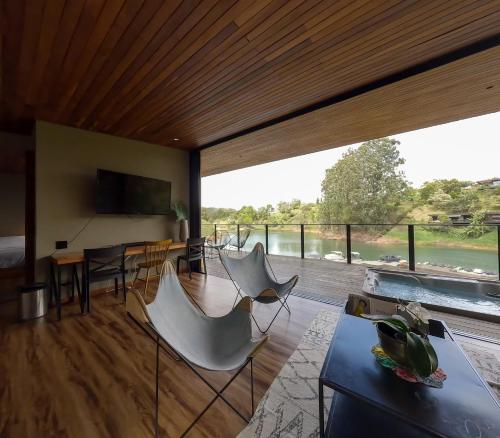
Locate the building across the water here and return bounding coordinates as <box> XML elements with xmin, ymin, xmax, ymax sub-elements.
<box><xmin>429</xmin><ymin>212</ymin><xmax>500</xmax><ymax>224</ymax></box>
<box><xmin>475</xmin><ymin>177</ymin><xmax>500</xmax><ymax>188</ymax></box>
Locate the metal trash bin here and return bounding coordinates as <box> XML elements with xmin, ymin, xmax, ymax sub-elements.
<box><xmin>18</xmin><ymin>283</ymin><xmax>48</xmax><ymax>320</ymax></box>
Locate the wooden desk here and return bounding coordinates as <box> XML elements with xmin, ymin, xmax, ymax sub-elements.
<box><xmin>49</xmin><ymin>242</ymin><xmax>187</xmax><ymax>319</ymax></box>
<box><xmin>50</xmin><ymin>241</ymin><xmax>187</xmax><ymax>266</ymax></box>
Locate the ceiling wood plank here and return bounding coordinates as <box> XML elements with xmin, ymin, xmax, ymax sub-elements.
<box><xmin>201</xmin><ymin>45</ymin><xmax>500</xmax><ymax>176</ymax></box>
<box><xmin>58</xmin><ymin>0</ymin><xmax>164</xmax><ymax>122</ymax></box>
<box><xmin>2</xmin><ymin>0</ymin><xmax>500</xmax><ymax>155</ymax></box>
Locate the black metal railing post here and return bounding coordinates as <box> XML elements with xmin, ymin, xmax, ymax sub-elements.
<box><xmin>300</xmin><ymin>224</ymin><xmax>305</xmax><ymax>259</ymax></box>
<box><xmin>346</xmin><ymin>224</ymin><xmax>352</xmax><ymax>264</ymax></box>
<box><xmin>237</xmin><ymin>224</ymin><xmax>240</xmax><ymax>251</ymax></box>
<box><xmin>408</xmin><ymin>224</ymin><xmax>415</xmax><ymax>271</ymax></box>
<box><xmin>497</xmin><ymin>225</ymin><xmax>500</xmax><ymax>281</ymax></box>
<box><xmin>265</xmin><ymin>224</ymin><xmax>269</xmax><ymax>255</ymax></box>
<box><xmin>214</xmin><ymin>224</ymin><xmax>217</xmax><ymax>244</ymax></box>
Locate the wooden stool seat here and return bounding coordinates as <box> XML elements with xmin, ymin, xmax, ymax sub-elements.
<box><xmin>137</xmin><ymin>259</ymin><xmax>163</xmax><ymax>269</ymax></box>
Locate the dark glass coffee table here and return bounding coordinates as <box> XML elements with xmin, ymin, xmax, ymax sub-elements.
<box><xmin>319</xmin><ymin>313</ymin><xmax>500</xmax><ymax>437</ymax></box>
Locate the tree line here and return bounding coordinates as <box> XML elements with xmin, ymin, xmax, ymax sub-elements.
<box><xmin>202</xmin><ymin>138</ymin><xmax>500</xmax><ymax>232</ymax></box>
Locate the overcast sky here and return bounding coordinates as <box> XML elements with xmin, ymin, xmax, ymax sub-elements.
<box><xmin>202</xmin><ymin>111</ymin><xmax>500</xmax><ymax>209</ymax></box>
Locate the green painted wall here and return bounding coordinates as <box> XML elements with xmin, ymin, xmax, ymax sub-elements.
<box><xmin>35</xmin><ymin>121</ymin><xmax>189</xmax><ymax>280</ymax></box>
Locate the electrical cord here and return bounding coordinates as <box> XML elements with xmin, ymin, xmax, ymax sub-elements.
<box><xmin>49</xmin><ymin>215</ymin><xmax>96</xmax><ymax>257</ymax></box>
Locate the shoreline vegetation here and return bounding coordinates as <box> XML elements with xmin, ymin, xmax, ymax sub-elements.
<box><xmin>206</xmin><ymin>224</ymin><xmax>497</xmax><ymax>252</ymax></box>
<box><xmin>203</xmin><ymin>139</ymin><xmax>499</xmax><ymax>255</ymax></box>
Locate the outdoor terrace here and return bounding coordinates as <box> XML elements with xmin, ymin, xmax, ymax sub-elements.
<box><xmin>206</xmin><ymin>251</ymin><xmax>500</xmax><ymax>342</ymax></box>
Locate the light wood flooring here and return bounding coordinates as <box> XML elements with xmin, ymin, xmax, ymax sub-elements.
<box><xmin>0</xmin><ymin>272</ymin><xmax>330</xmax><ymax>438</ymax></box>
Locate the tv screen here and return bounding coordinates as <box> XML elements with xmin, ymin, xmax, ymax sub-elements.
<box><xmin>96</xmin><ymin>169</ymin><xmax>171</xmax><ymax>215</ymax></box>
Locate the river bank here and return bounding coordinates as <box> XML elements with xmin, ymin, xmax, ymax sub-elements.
<box><xmin>301</xmin><ymin>226</ymin><xmax>497</xmax><ymax>251</ymax></box>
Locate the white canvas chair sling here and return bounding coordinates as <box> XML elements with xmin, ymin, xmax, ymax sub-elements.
<box><xmin>126</xmin><ymin>260</ymin><xmax>267</xmax><ymax>437</ymax></box>
<box><xmin>219</xmin><ymin>242</ymin><xmax>299</xmax><ymax>334</ymax></box>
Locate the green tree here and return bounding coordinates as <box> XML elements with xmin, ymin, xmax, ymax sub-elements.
<box><xmin>320</xmin><ymin>138</ymin><xmax>408</xmax><ymax>224</ymax></box>
<box><xmin>257</xmin><ymin>204</ymin><xmax>273</xmax><ymax>222</ymax></box>
<box><xmin>419</xmin><ymin>179</ymin><xmax>471</xmax><ymax>203</ymax></box>
<box><xmin>235</xmin><ymin>205</ymin><xmax>258</xmax><ymax>224</ymax></box>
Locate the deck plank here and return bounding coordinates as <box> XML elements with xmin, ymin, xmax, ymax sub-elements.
<box><xmin>207</xmin><ymin>253</ymin><xmax>500</xmax><ymax>342</ymax></box>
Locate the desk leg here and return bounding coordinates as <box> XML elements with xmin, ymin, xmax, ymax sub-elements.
<box><xmin>56</xmin><ymin>265</ymin><xmax>62</xmax><ymax>321</ymax></box>
<box><xmin>49</xmin><ymin>263</ymin><xmax>55</xmax><ymax>307</ymax></box>
<box><xmin>85</xmin><ymin>265</ymin><xmax>90</xmax><ymax>314</ymax></box>
<box><xmin>319</xmin><ymin>381</ymin><xmax>325</xmax><ymax>438</ymax></box>
<box><xmin>73</xmin><ymin>264</ymin><xmax>83</xmax><ymax>314</ymax></box>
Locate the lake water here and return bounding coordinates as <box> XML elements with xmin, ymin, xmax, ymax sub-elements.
<box><xmin>223</xmin><ymin>229</ymin><xmax>499</xmax><ymax>275</ymax></box>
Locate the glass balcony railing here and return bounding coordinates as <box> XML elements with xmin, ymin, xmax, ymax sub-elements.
<box><xmin>201</xmin><ymin>222</ymin><xmax>500</xmax><ymax>280</ymax></box>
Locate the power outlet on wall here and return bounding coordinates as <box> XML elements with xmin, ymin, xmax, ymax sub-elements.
<box><xmin>55</xmin><ymin>240</ymin><xmax>68</xmax><ymax>250</ymax></box>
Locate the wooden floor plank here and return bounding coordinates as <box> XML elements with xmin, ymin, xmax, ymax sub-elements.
<box><xmin>0</xmin><ymin>272</ymin><xmax>328</xmax><ymax>437</ymax></box>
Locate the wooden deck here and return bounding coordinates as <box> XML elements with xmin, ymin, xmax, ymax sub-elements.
<box><xmin>207</xmin><ymin>253</ymin><xmax>500</xmax><ymax>342</ymax></box>
<box><xmin>0</xmin><ymin>272</ymin><xmax>330</xmax><ymax>438</ymax></box>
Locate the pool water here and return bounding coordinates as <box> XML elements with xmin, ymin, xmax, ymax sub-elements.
<box><xmin>375</xmin><ymin>277</ymin><xmax>500</xmax><ymax>317</ymax></box>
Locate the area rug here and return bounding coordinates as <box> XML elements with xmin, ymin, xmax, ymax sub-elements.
<box><xmin>238</xmin><ymin>308</ymin><xmax>500</xmax><ymax>438</ymax></box>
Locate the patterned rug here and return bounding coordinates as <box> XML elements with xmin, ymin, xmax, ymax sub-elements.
<box><xmin>238</xmin><ymin>308</ymin><xmax>500</xmax><ymax>438</ymax></box>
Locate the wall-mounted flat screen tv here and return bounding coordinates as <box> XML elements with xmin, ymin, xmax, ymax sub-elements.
<box><xmin>96</xmin><ymin>169</ymin><xmax>171</xmax><ymax>215</ymax></box>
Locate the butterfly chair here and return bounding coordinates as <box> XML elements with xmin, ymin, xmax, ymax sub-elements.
<box><xmin>228</xmin><ymin>229</ymin><xmax>251</xmax><ymax>252</ymax></box>
<box><xmin>219</xmin><ymin>242</ymin><xmax>299</xmax><ymax>334</ymax></box>
<box><xmin>126</xmin><ymin>261</ymin><xmax>267</xmax><ymax>437</ymax></box>
<box><xmin>205</xmin><ymin>230</ymin><xmax>231</xmax><ymax>258</ymax></box>
<box><xmin>132</xmin><ymin>239</ymin><xmax>172</xmax><ymax>298</ymax></box>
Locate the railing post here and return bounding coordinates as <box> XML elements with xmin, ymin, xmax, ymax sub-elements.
<box><xmin>497</xmin><ymin>225</ymin><xmax>500</xmax><ymax>281</ymax></box>
<box><xmin>237</xmin><ymin>224</ymin><xmax>240</xmax><ymax>251</ymax></box>
<box><xmin>214</xmin><ymin>224</ymin><xmax>217</xmax><ymax>244</ymax></box>
<box><xmin>300</xmin><ymin>224</ymin><xmax>305</xmax><ymax>259</ymax></box>
<box><xmin>346</xmin><ymin>224</ymin><xmax>352</xmax><ymax>264</ymax></box>
<box><xmin>265</xmin><ymin>224</ymin><xmax>269</xmax><ymax>255</ymax></box>
<box><xmin>408</xmin><ymin>224</ymin><xmax>415</xmax><ymax>271</ymax></box>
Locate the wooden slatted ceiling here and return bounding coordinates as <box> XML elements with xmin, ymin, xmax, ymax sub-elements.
<box><xmin>201</xmin><ymin>45</ymin><xmax>500</xmax><ymax>176</ymax></box>
<box><xmin>1</xmin><ymin>1</ymin><xmax>500</xmax><ymax>152</ymax></box>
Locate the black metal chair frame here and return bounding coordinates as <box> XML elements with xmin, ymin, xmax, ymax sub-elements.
<box><xmin>205</xmin><ymin>230</ymin><xmax>231</xmax><ymax>259</ymax></box>
<box><xmin>176</xmin><ymin>237</ymin><xmax>207</xmax><ymax>279</ymax></box>
<box><xmin>228</xmin><ymin>229</ymin><xmax>251</xmax><ymax>252</ymax></box>
<box><xmin>126</xmin><ymin>312</ymin><xmax>255</xmax><ymax>438</ymax></box>
<box><xmin>83</xmin><ymin>245</ymin><xmax>126</xmax><ymax>313</ymax></box>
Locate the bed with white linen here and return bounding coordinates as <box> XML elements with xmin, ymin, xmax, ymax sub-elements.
<box><xmin>0</xmin><ymin>235</ymin><xmax>25</xmax><ymax>269</ymax></box>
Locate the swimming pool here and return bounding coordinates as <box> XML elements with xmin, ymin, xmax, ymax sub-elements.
<box><xmin>362</xmin><ymin>269</ymin><xmax>500</xmax><ymax>322</ymax></box>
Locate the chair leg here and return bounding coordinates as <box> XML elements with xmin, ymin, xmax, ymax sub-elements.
<box><xmin>155</xmin><ymin>337</ymin><xmax>160</xmax><ymax>438</ymax></box>
<box><xmin>250</xmin><ymin>357</ymin><xmax>254</xmax><ymax>414</ymax></box>
<box><xmin>188</xmin><ymin>261</ymin><xmax>192</xmax><ymax>280</ymax></box>
<box><xmin>251</xmin><ymin>295</ymin><xmax>291</xmax><ymax>334</ymax></box>
<box><xmin>281</xmin><ymin>298</ymin><xmax>291</xmax><ymax>314</ymax></box>
<box><xmin>132</xmin><ymin>266</ymin><xmax>140</xmax><ymax>289</ymax></box>
<box><xmin>71</xmin><ymin>270</ymin><xmax>75</xmax><ymax>302</ymax></box>
<box><xmin>232</xmin><ymin>289</ymin><xmax>245</xmax><ymax>309</ymax></box>
<box><xmin>122</xmin><ymin>270</ymin><xmax>126</xmax><ymax>302</ymax></box>
<box><xmin>74</xmin><ymin>265</ymin><xmax>84</xmax><ymax>314</ymax></box>
<box><xmin>176</xmin><ymin>257</ymin><xmax>181</xmax><ymax>274</ymax></box>
<box><xmin>85</xmin><ymin>267</ymin><xmax>91</xmax><ymax>314</ymax></box>
<box><xmin>144</xmin><ymin>268</ymin><xmax>151</xmax><ymax>299</ymax></box>
<box><xmin>179</xmin><ymin>358</ymin><xmax>252</xmax><ymax>437</ymax></box>
<box><xmin>114</xmin><ymin>277</ymin><xmax>118</xmax><ymax>296</ymax></box>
